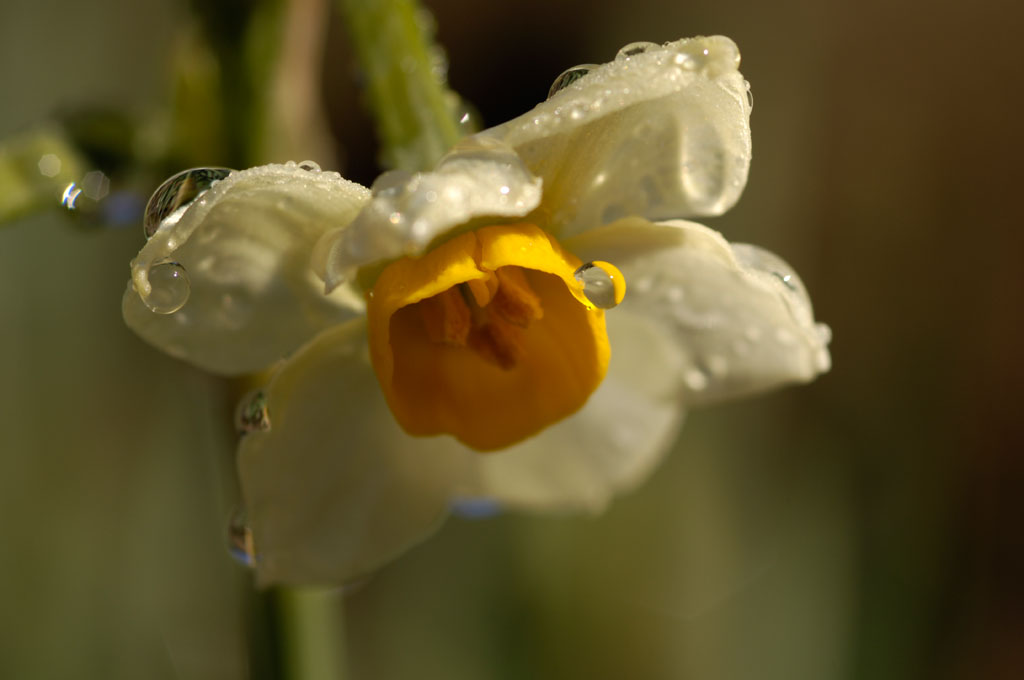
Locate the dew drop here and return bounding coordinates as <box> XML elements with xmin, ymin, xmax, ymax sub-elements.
<box><xmin>370</xmin><ymin>169</ymin><xmax>414</xmax><ymax>197</ymax></box>
<box><xmin>815</xmin><ymin>322</ymin><xmax>833</xmax><ymax>345</ymax></box>
<box><xmin>684</xmin><ymin>367</ymin><xmax>709</xmax><ymax>391</ymax></box>
<box><xmin>548</xmin><ymin>64</ymin><xmax>597</xmax><ymax>99</ymax></box>
<box><xmin>674</xmin><ymin>52</ymin><xmax>698</xmax><ymax>70</ymax></box>
<box><xmin>775</xmin><ymin>328</ymin><xmax>796</xmax><ymax>346</ymax></box>
<box><xmin>143</xmin><ymin>262</ymin><xmax>190</xmax><ymax>314</ymax></box>
<box><xmin>452</xmin><ymin>97</ymin><xmax>480</xmax><ymax>133</ymax></box>
<box><xmin>144</xmin><ymin>167</ymin><xmax>232</xmax><ymax>239</ymax></box>
<box><xmin>298</xmin><ymin>160</ymin><xmax>321</xmax><ymax>172</ymax></box>
<box><xmin>616</xmin><ymin>41</ymin><xmax>659</xmax><ymax>59</ymax></box>
<box><xmin>227</xmin><ymin>508</ymin><xmax>257</xmax><ymax>568</ymax></box>
<box><xmin>235</xmin><ymin>389</ymin><xmax>271</xmax><ymax>433</ymax></box>
<box><xmin>707</xmin><ymin>354</ymin><xmax>729</xmax><ymax>377</ymax></box>
<box><xmin>731</xmin><ymin>244</ymin><xmax>808</xmax><ymax>301</ymax></box>
<box><xmin>574</xmin><ymin>260</ymin><xmax>626</xmax><ymax>310</ymax></box>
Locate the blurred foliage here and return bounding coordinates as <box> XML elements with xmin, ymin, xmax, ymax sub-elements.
<box><xmin>0</xmin><ymin>128</ymin><xmax>86</xmax><ymax>222</ymax></box>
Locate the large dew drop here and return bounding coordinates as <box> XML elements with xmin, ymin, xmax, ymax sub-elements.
<box><xmin>235</xmin><ymin>389</ymin><xmax>271</xmax><ymax>433</ymax></box>
<box><xmin>143</xmin><ymin>262</ymin><xmax>190</xmax><ymax>314</ymax></box>
<box><xmin>615</xmin><ymin>41</ymin><xmax>660</xmax><ymax>59</ymax></box>
<box><xmin>227</xmin><ymin>508</ymin><xmax>257</xmax><ymax>568</ymax></box>
<box><xmin>574</xmin><ymin>260</ymin><xmax>626</xmax><ymax>310</ymax></box>
<box><xmin>143</xmin><ymin>167</ymin><xmax>232</xmax><ymax>238</ymax></box>
<box><xmin>547</xmin><ymin>64</ymin><xmax>597</xmax><ymax>99</ymax></box>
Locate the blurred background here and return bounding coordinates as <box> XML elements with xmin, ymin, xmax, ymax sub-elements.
<box><xmin>1</xmin><ymin>0</ymin><xmax>1021</xmax><ymax>678</ymax></box>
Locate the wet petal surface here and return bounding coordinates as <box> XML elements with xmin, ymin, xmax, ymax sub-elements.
<box><xmin>486</xmin><ymin>36</ymin><xmax>752</xmax><ymax>238</ymax></box>
<box><xmin>237</xmin><ymin>319</ymin><xmax>472</xmax><ymax>586</ymax></box>
<box><xmin>124</xmin><ymin>163</ymin><xmax>370</xmax><ymax>374</ymax></box>
<box><xmin>566</xmin><ymin>217</ymin><xmax>831</xmax><ymax>405</ymax></box>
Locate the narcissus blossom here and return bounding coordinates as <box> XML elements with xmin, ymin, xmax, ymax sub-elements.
<box><xmin>123</xmin><ymin>36</ymin><xmax>831</xmax><ymax>585</ymax></box>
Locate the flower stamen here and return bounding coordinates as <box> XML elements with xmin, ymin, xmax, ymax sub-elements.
<box><xmin>367</xmin><ymin>223</ymin><xmax>612</xmax><ymax>450</ymax></box>
<box><xmin>414</xmin><ymin>266</ymin><xmax>545</xmax><ymax>370</ymax></box>
<box><xmin>417</xmin><ymin>286</ymin><xmax>471</xmax><ymax>346</ymax></box>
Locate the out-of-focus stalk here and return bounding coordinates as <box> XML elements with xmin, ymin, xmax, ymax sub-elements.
<box><xmin>336</xmin><ymin>0</ymin><xmax>470</xmax><ymax>171</ymax></box>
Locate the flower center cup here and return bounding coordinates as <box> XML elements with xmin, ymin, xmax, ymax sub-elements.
<box><xmin>367</xmin><ymin>224</ymin><xmax>615</xmax><ymax>451</ymax></box>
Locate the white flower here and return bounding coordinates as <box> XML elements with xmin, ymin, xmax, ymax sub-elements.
<box><xmin>123</xmin><ymin>36</ymin><xmax>830</xmax><ymax>585</ymax></box>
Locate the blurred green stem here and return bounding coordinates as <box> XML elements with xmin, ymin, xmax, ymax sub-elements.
<box><xmin>272</xmin><ymin>2</ymin><xmax>473</xmax><ymax>678</ymax></box>
<box><xmin>278</xmin><ymin>588</ymin><xmax>349</xmax><ymax>680</ymax></box>
<box><xmin>336</xmin><ymin>0</ymin><xmax>465</xmax><ymax>171</ymax></box>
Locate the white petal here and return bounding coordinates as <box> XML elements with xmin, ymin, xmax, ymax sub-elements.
<box><xmin>123</xmin><ymin>163</ymin><xmax>371</xmax><ymax>375</ymax></box>
<box><xmin>324</xmin><ymin>137</ymin><xmax>542</xmax><ymax>289</ymax></box>
<box><xmin>237</xmin><ymin>319</ymin><xmax>473</xmax><ymax>586</ymax></box>
<box><xmin>238</xmin><ymin>304</ymin><xmax>688</xmax><ymax>584</ymax></box>
<box><xmin>456</xmin><ymin>311</ymin><xmax>687</xmax><ymax>513</ymax></box>
<box><xmin>565</xmin><ymin>218</ymin><xmax>831</xmax><ymax>405</ymax></box>
<box><xmin>483</xmin><ymin>36</ymin><xmax>752</xmax><ymax>238</ymax></box>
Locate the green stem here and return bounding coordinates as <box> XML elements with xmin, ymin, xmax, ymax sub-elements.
<box><xmin>336</xmin><ymin>0</ymin><xmax>468</xmax><ymax>171</ymax></box>
<box><xmin>258</xmin><ymin>4</ymin><xmax>474</xmax><ymax>678</ymax></box>
<box><xmin>277</xmin><ymin>588</ymin><xmax>349</xmax><ymax>680</ymax></box>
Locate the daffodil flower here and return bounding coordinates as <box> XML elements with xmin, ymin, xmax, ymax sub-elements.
<box><xmin>123</xmin><ymin>36</ymin><xmax>831</xmax><ymax>585</ymax></box>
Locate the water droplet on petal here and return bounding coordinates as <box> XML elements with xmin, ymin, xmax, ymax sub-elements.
<box><xmin>227</xmin><ymin>508</ymin><xmax>257</xmax><ymax>568</ymax></box>
<box><xmin>731</xmin><ymin>244</ymin><xmax>809</xmax><ymax>301</ymax></box>
<box><xmin>144</xmin><ymin>167</ymin><xmax>232</xmax><ymax>238</ymax></box>
<box><xmin>574</xmin><ymin>260</ymin><xmax>626</xmax><ymax>310</ymax></box>
<box><xmin>707</xmin><ymin>354</ymin><xmax>729</xmax><ymax>377</ymax></box>
<box><xmin>452</xmin><ymin>97</ymin><xmax>481</xmax><ymax>133</ymax></box>
<box><xmin>143</xmin><ymin>262</ymin><xmax>190</xmax><ymax>314</ymax></box>
<box><xmin>548</xmin><ymin>64</ymin><xmax>597</xmax><ymax>99</ymax></box>
<box><xmin>298</xmin><ymin>160</ymin><xmax>321</xmax><ymax>172</ymax></box>
<box><xmin>235</xmin><ymin>389</ymin><xmax>271</xmax><ymax>433</ymax></box>
<box><xmin>775</xmin><ymin>328</ymin><xmax>796</xmax><ymax>346</ymax></box>
<box><xmin>684</xmin><ymin>368</ymin><xmax>709</xmax><ymax>391</ymax></box>
<box><xmin>674</xmin><ymin>52</ymin><xmax>698</xmax><ymax>70</ymax></box>
<box><xmin>616</xmin><ymin>41</ymin><xmax>659</xmax><ymax>59</ymax></box>
<box><xmin>815</xmin><ymin>322</ymin><xmax>833</xmax><ymax>345</ymax></box>
<box><xmin>370</xmin><ymin>169</ymin><xmax>415</xmax><ymax>197</ymax></box>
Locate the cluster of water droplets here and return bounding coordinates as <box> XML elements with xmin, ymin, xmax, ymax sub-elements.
<box><xmin>522</xmin><ymin>36</ymin><xmax>752</xmax><ymax>234</ymax></box>
<box><xmin>138</xmin><ymin>167</ymin><xmax>235</xmax><ymax>314</ymax></box>
<box><xmin>326</xmin><ymin>137</ymin><xmax>542</xmax><ymax>287</ymax></box>
<box><xmin>225</xmin><ymin>388</ymin><xmax>276</xmax><ymax>569</ymax></box>
<box><xmin>545</xmin><ymin>38</ymin><xmax>745</xmax><ymax>102</ymax></box>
